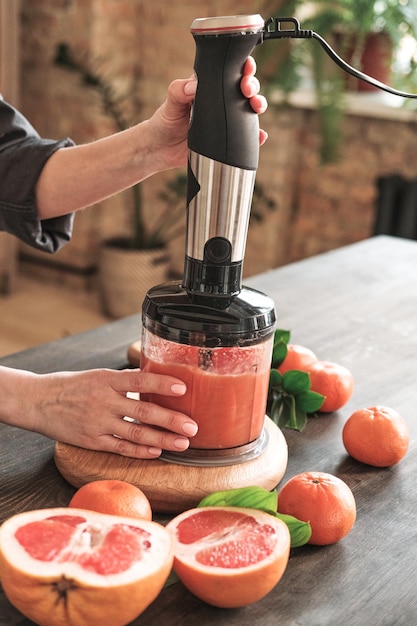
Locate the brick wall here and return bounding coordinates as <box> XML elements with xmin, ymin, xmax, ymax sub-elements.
<box><xmin>16</xmin><ymin>0</ymin><xmax>417</xmax><ymax>285</ymax></box>
<box><xmin>282</xmin><ymin>107</ymin><xmax>417</xmax><ymax>263</ymax></box>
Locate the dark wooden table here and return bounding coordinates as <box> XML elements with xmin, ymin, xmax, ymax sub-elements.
<box><xmin>1</xmin><ymin>235</ymin><xmax>416</xmax><ymax>625</ymax></box>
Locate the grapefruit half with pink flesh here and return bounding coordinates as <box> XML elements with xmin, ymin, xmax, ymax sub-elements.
<box><xmin>0</xmin><ymin>507</ymin><xmax>173</xmax><ymax>626</ymax></box>
<box><xmin>166</xmin><ymin>506</ymin><xmax>290</xmax><ymax>608</ymax></box>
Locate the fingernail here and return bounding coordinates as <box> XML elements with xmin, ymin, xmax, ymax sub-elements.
<box><xmin>171</xmin><ymin>383</ymin><xmax>186</xmax><ymax>395</ymax></box>
<box><xmin>148</xmin><ymin>447</ymin><xmax>162</xmax><ymax>456</ymax></box>
<box><xmin>184</xmin><ymin>80</ymin><xmax>197</xmax><ymax>96</ymax></box>
<box><xmin>182</xmin><ymin>422</ymin><xmax>198</xmax><ymax>437</ymax></box>
<box><xmin>174</xmin><ymin>437</ymin><xmax>190</xmax><ymax>450</ymax></box>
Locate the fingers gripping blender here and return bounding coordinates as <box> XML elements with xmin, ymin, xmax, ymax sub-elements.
<box><xmin>141</xmin><ymin>15</ymin><xmax>276</xmax><ymax>465</ymax></box>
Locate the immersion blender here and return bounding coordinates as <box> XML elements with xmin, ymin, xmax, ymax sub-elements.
<box><xmin>140</xmin><ymin>15</ymin><xmax>275</xmax><ymax>462</ymax></box>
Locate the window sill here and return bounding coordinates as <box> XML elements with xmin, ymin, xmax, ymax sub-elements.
<box><xmin>271</xmin><ymin>89</ymin><xmax>417</xmax><ymax>122</ymax></box>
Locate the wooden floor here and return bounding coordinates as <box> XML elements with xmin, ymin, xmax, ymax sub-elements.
<box><xmin>0</xmin><ymin>273</ymin><xmax>112</xmax><ymax>358</ymax></box>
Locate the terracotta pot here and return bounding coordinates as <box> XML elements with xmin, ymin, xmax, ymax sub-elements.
<box><xmin>334</xmin><ymin>30</ymin><xmax>393</xmax><ymax>92</ymax></box>
<box><xmin>98</xmin><ymin>243</ymin><xmax>169</xmax><ymax>318</ymax></box>
<box><xmin>358</xmin><ymin>32</ymin><xmax>393</xmax><ymax>92</ymax></box>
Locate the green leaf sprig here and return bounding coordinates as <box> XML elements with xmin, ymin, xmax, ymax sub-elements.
<box><xmin>268</xmin><ymin>329</ymin><xmax>325</xmax><ymax>432</ymax></box>
<box><xmin>198</xmin><ymin>486</ymin><xmax>311</xmax><ymax>548</ymax></box>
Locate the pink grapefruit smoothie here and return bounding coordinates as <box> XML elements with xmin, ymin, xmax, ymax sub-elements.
<box><xmin>140</xmin><ymin>344</ymin><xmax>271</xmax><ymax>449</ymax></box>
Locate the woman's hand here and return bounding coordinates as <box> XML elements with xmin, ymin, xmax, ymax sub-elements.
<box><xmin>35</xmin><ymin>58</ymin><xmax>267</xmax><ymax>220</ymax></box>
<box><xmin>147</xmin><ymin>56</ymin><xmax>268</xmax><ymax>171</ymax></box>
<box><xmin>1</xmin><ymin>366</ymin><xmax>198</xmax><ymax>459</ymax></box>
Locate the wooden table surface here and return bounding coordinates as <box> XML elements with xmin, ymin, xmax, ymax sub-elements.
<box><xmin>1</xmin><ymin>235</ymin><xmax>416</xmax><ymax>626</ymax></box>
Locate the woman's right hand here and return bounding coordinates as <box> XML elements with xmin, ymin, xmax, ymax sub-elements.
<box><xmin>0</xmin><ymin>366</ymin><xmax>198</xmax><ymax>459</ymax></box>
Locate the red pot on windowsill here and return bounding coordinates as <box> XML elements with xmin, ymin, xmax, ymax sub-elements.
<box><xmin>333</xmin><ymin>30</ymin><xmax>393</xmax><ymax>93</ymax></box>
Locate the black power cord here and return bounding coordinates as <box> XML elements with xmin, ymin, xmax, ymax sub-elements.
<box><xmin>263</xmin><ymin>17</ymin><xmax>417</xmax><ymax>100</ymax></box>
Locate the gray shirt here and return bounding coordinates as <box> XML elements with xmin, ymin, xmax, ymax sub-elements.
<box><xmin>0</xmin><ymin>98</ymin><xmax>75</xmax><ymax>253</ymax></box>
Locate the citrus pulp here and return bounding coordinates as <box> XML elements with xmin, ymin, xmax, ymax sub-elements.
<box><xmin>0</xmin><ymin>507</ymin><xmax>173</xmax><ymax>626</ymax></box>
<box><xmin>166</xmin><ymin>506</ymin><xmax>290</xmax><ymax>608</ymax></box>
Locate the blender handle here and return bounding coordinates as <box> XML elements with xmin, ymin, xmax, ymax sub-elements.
<box><xmin>188</xmin><ymin>30</ymin><xmax>262</xmax><ymax>171</ymax></box>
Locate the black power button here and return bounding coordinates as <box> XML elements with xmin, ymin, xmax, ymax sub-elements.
<box><xmin>203</xmin><ymin>237</ymin><xmax>232</xmax><ymax>264</ymax></box>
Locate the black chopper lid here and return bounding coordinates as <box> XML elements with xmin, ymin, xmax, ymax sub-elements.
<box><xmin>142</xmin><ymin>281</ymin><xmax>276</xmax><ymax>348</ymax></box>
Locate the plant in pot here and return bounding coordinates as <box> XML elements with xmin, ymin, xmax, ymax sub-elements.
<box><xmin>257</xmin><ymin>0</ymin><xmax>417</xmax><ymax>162</ymax></box>
<box><xmin>54</xmin><ymin>44</ymin><xmax>189</xmax><ymax>318</ymax></box>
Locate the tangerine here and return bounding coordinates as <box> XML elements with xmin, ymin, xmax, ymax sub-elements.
<box><xmin>277</xmin><ymin>471</ymin><xmax>356</xmax><ymax>545</ymax></box>
<box><xmin>342</xmin><ymin>405</ymin><xmax>409</xmax><ymax>467</ymax></box>
<box><xmin>307</xmin><ymin>360</ymin><xmax>354</xmax><ymax>412</ymax></box>
<box><xmin>69</xmin><ymin>479</ymin><xmax>152</xmax><ymax>521</ymax></box>
<box><xmin>166</xmin><ymin>506</ymin><xmax>290</xmax><ymax>608</ymax></box>
<box><xmin>0</xmin><ymin>507</ymin><xmax>173</xmax><ymax>626</ymax></box>
<box><xmin>278</xmin><ymin>344</ymin><xmax>318</xmax><ymax>374</ymax></box>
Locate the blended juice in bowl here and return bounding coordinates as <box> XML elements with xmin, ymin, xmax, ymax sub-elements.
<box><xmin>140</xmin><ymin>335</ymin><xmax>272</xmax><ymax>449</ymax></box>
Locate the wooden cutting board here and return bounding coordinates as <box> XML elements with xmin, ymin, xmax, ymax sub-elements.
<box><xmin>54</xmin><ymin>418</ymin><xmax>288</xmax><ymax>514</ymax></box>
<box><xmin>55</xmin><ymin>340</ymin><xmax>288</xmax><ymax>513</ymax></box>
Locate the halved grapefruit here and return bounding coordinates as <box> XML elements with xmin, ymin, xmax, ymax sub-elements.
<box><xmin>166</xmin><ymin>506</ymin><xmax>290</xmax><ymax>608</ymax></box>
<box><xmin>0</xmin><ymin>507</ymin><xmax>173</xmax><ymax>626</ymax></box>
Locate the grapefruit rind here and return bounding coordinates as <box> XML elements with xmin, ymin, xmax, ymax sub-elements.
<box><xmin>166</xmin><ymin>506</ymin><xmax>290</xmax><ymax>608</ymax></box>
<box><xmin>0</xmin><ymin>507</ymin><xmax>174</xmax><ymax>626</ymax></box>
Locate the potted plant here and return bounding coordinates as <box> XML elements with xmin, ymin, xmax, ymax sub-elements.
<box><xmin>54</xmin><ymin>44</ymin><xmax>189</xmax><ymax>317</ymax></box>
<box><xmin>258</xmin><ymin>0</ymin><xmax>417</xmax><ymax>162</ymax></box>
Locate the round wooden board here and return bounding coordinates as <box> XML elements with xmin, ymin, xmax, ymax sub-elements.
<box><xmin>54</xmin><ymin>418</ymin><xmax>288</xmax><ymax>514</ymax></box>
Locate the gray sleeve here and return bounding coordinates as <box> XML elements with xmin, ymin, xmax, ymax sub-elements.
<box><xmin>0</xmin><ymin>99</ymin><xmax>76</xmax><ymax>253</ymax></box>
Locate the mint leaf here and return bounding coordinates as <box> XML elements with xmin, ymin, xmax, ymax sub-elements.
<box><xmin>269</xmin><ymin>368</ymin><xmax>282</xmax><ymax>387</ymax></box>
<box><xmin>271</xmin><ymin>341</ymin><xmax>287</xmax><ymax>368</ymax></box>
<box><xmin>275</xmin><ymin>513</ymin><xmax>312</xmax><ymax>548</ymax></box>
<box><xmin>282</xmin><ymin>370</ymin><xmax>311</xmax><ymax>395</ymax></box>
<box><xmin>198</xmin><ymin>486</ymin><xmax>277</xmax><ymax>512</ymax></box>
<box><xmin>296</xmin><ymin>390</ymin><xmax>325</xmax><ymax>413</ymax></box>
<box><xmin>268</xmin><ymin>367</ymin><xmax>324</xmax><ymax>431</ymax></box>
<box><xmin>271</xmin><ymin>329</ymin><xmax>291</xmax><ymax>368</ymax></box>
<box><xmin>274</xmin><ymin>329</ymin><xmax>291</xmax><ymax>346</ymax></box>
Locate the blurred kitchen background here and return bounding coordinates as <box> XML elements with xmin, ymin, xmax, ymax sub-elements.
<box><xmin>1</xmin><ymin>0</ymin><xmax>417</xmax><ymax>357</ymax></box>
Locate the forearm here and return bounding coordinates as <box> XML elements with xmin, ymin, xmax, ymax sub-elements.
<box><xmin>35</xmin><ymin>120</ymin><xmax>157</xmax><ymax>220</ymax></box>
<box><xmin>33</xmin><ymin>69</ymin><xmax>265</xmax><ymax>221</ymax></box>
<box><xmin>0</xmin><ymin>367</ymin><xmax>39</xmax><ymax>432</ymax></box>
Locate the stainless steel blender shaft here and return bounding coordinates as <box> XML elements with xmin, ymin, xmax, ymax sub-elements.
<box><xmin>186</xmin><ymin>152</ymin><xmax>256</xmax><ymax>263</ymax></box>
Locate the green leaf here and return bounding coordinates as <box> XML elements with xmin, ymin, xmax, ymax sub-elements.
<box><xmin>273</xmin><ymin>329</ymin><xmax>291</xmax><ymax>346</ymax></box>
<box><xmin>271</xmin><ymin>329</ymin><xmax>291</xmax><ymax>368</ymax></box>
<box><xmin>293</xmin><ymin>405</ymin><xmax>308</xmax><ymax>431</ymax></box>
<box><xmin>296</xmin><ymin>390</ymin><xmax>325</xmax><ymax>413</ymax></box>
<box><xmin>198</xmin><ymin>486</ymin><xmax>277</xmax><ymax>512</ymax></box>
<box><xmin>282</xmin><ymin>370</ymin><xmax>311</xmax><ymax>395</ymax></box>
<box><xmin>275</xmin><ymin>513</ymin><xmax>312</xmax><ymax>548</ymax></box>
<box><xmin>269</xmin><ymin>388</ymin><xmax>307</xmax><ymax>431</ymax></box>
<box><xmin>278</xmin><ymin>395</ymin><xmax>296</xmax><ymax>429</ymax></box>
<box><xmin>269</xmin><ymin>368</ymin><xmax>282</xmax><ymax>387</ymax></box>
<box><xmin>271</xmin><ymin>341</ymin><xmax>287</xmax><ymax>368</ymax></box>
<box><xmin>268</xmin><ymin>327</ymin><xmax>325</xmax><ymax>429</ymax></box>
